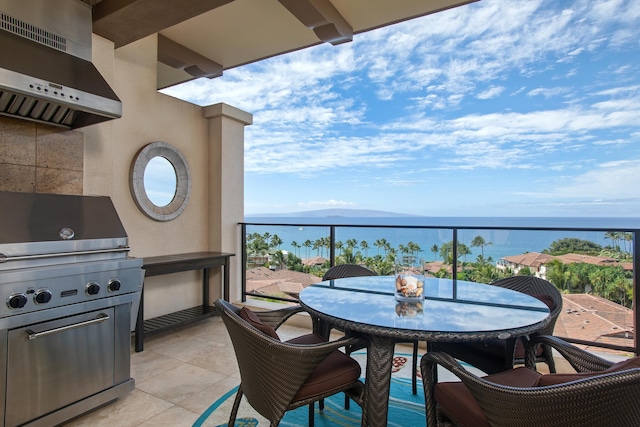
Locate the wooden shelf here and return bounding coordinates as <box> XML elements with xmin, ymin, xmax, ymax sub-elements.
<box><xmin>135</xmin><ymin>252</ymin><xmax>234</xmax><ymax>352</ymax></box>
<box><xmin>143</xmin><ymin>305</ymin><xmax>218</xmax><ymax>336</ymax></box>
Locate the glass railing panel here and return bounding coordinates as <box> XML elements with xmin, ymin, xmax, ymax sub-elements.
<box><xmin>333</xmin><ymin>226</ymin><xmax>453</xmax><ymax>275</ymax></box>
<box><xmin>244</xmin><ymin>223</ymin><xmax>331</xmax><ymax>302</ymax></box>
<box><xmin>241</xmin><ymin>221</ymin><xmax>637</xmax><ymax>356</ymax></box>
<box><xmin>245</xmin><ymin>223</ymin><xmax>330</xmax><ymax>265</ymax></box>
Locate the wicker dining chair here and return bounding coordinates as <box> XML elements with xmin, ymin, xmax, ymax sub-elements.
<box><xmin>323</xmin><ymin>264</ymin><xmax>420</xmax><ymax>398</ymax></box>
<box><xmin>429</xmin><ymin>275</ymin><xmax>563</xmax><ymax>374</ymax></box>
<box><xmin>214</xmin><ymin>299</ymin><xmax>366</xmax><ymax>427</ymax></box>
<box><xmin>421</xmin><ymin>335</ymin><xmax>640</xmax><ymax>427</ymax></box>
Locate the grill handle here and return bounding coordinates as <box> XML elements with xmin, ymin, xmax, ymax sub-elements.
<box><xmin>26</xmin><ymin>313</ymin><xmax>110</xmax><ymax>340</ymax></box>
<box><xmin>0</xmin><ymin>247</ymin><xmax>130</xmax><ymax>263</ymax></box>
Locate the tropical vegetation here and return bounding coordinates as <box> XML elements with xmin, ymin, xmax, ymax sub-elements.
<box><xmin>245</xmin><ymin>232</ymin><xmax>633</xmax><ymax>308</ymax></box>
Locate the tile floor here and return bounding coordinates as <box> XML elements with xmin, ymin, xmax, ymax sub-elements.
<box><xmin>61</xmin><ymin>313</ymin><xmax>623</xmax><ymax>427</ymax></box>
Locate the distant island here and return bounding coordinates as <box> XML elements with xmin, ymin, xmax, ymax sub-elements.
<box><xmin>246</xmin><ymin>208</ymin><xmax>418</xmax><ymax>218</ymax></box>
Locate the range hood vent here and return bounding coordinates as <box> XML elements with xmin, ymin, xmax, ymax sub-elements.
<box><xmin>0</xmin><ymin>0</ymin><xmax>121</xmax><ymax>129</ymax></box>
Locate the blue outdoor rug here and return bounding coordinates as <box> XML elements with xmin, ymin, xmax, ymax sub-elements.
<box><xmin>193</xmin><ymin>352</ymin><xmax>425</xmax><ymax>427</ymax></box>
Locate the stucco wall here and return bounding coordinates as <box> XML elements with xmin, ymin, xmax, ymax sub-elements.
<box><xmin>90</xmin><ymin>34</ymin><xmax>251</xmax><ymax>318</ymax></box>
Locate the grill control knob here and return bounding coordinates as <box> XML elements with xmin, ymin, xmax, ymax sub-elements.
<box><xmin>108</xmin><ymin>279</ymin><xmax>121</xmax><ymax>292</ymax></box>
<box><xmin>86</xmin><ymin>282</ymin><xmax>101</xmax><ymax>296</ymax></box>
<box><xmin>8</xmin><ymin>293</ymin><xmax>28</xmax><ymax>309</ymax></box>
<box><xmin>34</xmin><ymin>289</ymin><xmax>52</xmax><ymax>304</ymax></box>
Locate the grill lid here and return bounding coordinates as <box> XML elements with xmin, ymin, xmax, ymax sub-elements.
<box><xmin>0</xmin><ymin>192</ymin><xmax>130</xmax><ymax>266</ymax></box>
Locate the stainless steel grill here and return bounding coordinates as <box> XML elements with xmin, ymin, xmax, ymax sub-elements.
<box><xmin>0</xmin><ymin>191</ymin><xmax>143</xmax><ymax>427</ymax></box>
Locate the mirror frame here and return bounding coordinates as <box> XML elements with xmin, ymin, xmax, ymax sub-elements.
<box><xmin>130</xmin><ymin>141</ymin><xmax>191</xmax><ymax>221</ymax></box>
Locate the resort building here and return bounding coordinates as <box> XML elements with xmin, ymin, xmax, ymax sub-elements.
<box><xmin>556</xmin><ymin>294</ymin><xmax>634</xmax><ymax>352</ymax></box>
<box><xmin>497</xmin><ymin>252</ymin><xmax>633</xmax><ymax>279</ymax></box>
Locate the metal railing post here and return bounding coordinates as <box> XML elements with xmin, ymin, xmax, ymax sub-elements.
<box><xmin>452</xmin><ymin>228</ymin><xmax>458</xmax><ymax>298</ymax></box>
<box><xmin>241</xmin><ymin>223</ymin><xmax>247</xmax><ymax>303</ymax></box>
<box><xmin>329</xmin><ymin>226</ymin><xmax>336</xmax><ymax>267</ymax></box>
<box><xmin>634</xmin><ymin>230</ymin><xmax>639</xmax><ymax>356</ymax></box>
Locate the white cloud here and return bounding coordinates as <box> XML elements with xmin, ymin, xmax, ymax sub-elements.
<box><xmin>477</xmin><ymin>85</ymin><xmax>505</xmax><ymax>99</ymax></box>
<box><xmin>527</xmin><ymin>87</ymin><xmax>570</xmax><ymax>98</ymax></box>
<box><xmin>550</xmin><ymin>160</ymin><xmax>640</xmax><ymax>199</ymax></box>
<box><xmin>591</xmin><ymin>138</ymin><xmax>632</xmax><ymax>146</ymax></box>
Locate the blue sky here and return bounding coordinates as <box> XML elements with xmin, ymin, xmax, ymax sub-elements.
<box><xmin>162</xmin><ymin>0</ymin><xmax>640</xmax><ymax>217</ymax></box>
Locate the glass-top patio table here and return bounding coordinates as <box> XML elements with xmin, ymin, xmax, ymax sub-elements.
<box><xmin>298</xmin><ymin>276</ymin><xmax>552</xmax><ymax>427</ymax></box>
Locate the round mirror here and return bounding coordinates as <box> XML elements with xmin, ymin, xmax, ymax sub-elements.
<box><xmin>130</xmin><ymin>141</ymin><xmax>191</xmax><ymax>221</ymax></box>
<box><xmin>144</xmin><ymin>156</ymin><xmax>177</xmax><ymax>206</ymax></box>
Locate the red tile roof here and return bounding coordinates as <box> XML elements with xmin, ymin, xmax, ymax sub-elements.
<box><xmin>501</xmin><ymin>252</ymin><xmax>555</xmax><ymax>267</ymax></box>
<box><xmin>245</xmin><ymin>267</ymin><xmax>322</xmax><ymax>295</ymax></box>
<box><xmin>555</xmin><ymin>294</ymin><xmax>633</xmax><ymax>354</ymax></box>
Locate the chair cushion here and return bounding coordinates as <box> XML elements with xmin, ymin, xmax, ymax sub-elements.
<box><xmin>287</xmin><ymin>334</ymin><xmax>362</xmax><ymax>401</ymax></box>
<box><xmin>435</xmin><ymin>367</ymin><xmax>542</xmax><ymax>427</ymax></box>
<box><xmin>239</xmin><ymin>307</ymin><xmax>280</xmax><ymax>340</ymax></box>
<box><xmin>538</xmin><ymin>356</ymin><xmax>640</xmax><ymax>386</ymax></box>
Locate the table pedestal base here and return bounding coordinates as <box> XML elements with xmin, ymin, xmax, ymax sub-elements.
<box><xmin>363</xmin><ymin>334</ymin><xmax>395</xmax><ymax>427</ymax></box>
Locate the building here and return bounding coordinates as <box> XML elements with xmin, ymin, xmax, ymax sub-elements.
<box><xmin>245</xmin><ymin>266</ymin><xmax>322</xmax><ymax>299</ymax></box>
<box><xmin>497</xmin><ymin>252</ymin><xmax>632</xmax><ymax>280</ymax></box>
<box><xmin>556</xmin><ymin>294</ymin><xmax>634</xmax><ymax>353</ymax></box>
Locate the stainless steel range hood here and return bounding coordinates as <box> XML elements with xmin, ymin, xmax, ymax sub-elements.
<box><xmin>0</xmin><ymin>0</ymin><xmax>121</xmax><ymax>129</ymax></box>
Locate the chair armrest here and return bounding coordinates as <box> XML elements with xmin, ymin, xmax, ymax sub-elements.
<box><xmin>421</xmin><ymin>351</ymin><xmax>484</xmax><ymax>427</ymax></box>
<box><xmin>322</xmin><ymin>334</ymin><xmax>368</xmax><ymax>352</ymax></box>
<box><xmin>525</xmin><ymin>335</ymin><xmax>614</xmax><ymax>372</ymax></box>
<box><xmin>253</xmin><ymin>305</ymin><xmax>305</xmax><ymax>330</ymax></box>
<box><xmin>422</xmin><ymin>350</ymin><xmax>640</xmax><ymax>427</ymax></box>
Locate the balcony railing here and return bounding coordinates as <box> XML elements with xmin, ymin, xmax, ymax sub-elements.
<box><xmin>240</xmin><ymin>218</ymin><xmax>639</xmax><ymax>356</ymax></box>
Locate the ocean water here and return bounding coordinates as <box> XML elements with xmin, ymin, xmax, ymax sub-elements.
<box><xmin>244</xmin><ymin>217</ymin><xmax>639</xmax><ymax>262</ymax></box>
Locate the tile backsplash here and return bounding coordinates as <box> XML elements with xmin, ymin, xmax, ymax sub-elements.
<box><xmin>0</xmin><ymin>116</ymin><xmax>83</xmax><ymax>194</ymax></box>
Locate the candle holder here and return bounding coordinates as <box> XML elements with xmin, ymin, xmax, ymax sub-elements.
<box><xmin>395</xmin><ymin>262</ymin><xmax>425</xmax><ymax>301</ymax></box>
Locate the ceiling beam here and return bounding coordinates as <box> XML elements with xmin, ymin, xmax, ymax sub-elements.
<box><xmin>278</xmin><ymin>0</ymin><xmax>352</xmax><ymax>45</ymax></box>
<box><xmin>92</xmin><ymin>0</ymin><xmax>234</xmax><ymax>48</ymax></box>
<box><xmin>157</xmin><ymin>34</ymin><xmax>223</xmax><ymax>79</ymax></box>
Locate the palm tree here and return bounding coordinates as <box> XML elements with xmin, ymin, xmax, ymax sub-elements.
<box><xmin>312</xmin><ymin>239</ymin><xmax>322</xmax><ymax>256</ymax></box>
<box><xmin>397</xmin><ymin>244</ymin><xmax>408</xmax><ymax>263</ymax></box>
<box><xmin>303</xmin><ymin>239</ymin><xmax>312</xmax><ymax>258</ymax></box>
<box><xmin>374</xmin><ymin>238</ymin><xmax>388</xmax><ymax>255</ymax></box>
<box><xmin>471</xmin><ymin>235</ymin><xmax>492</xmax><ymax>258</ymax></box>
<box><xmin>458</xmin><ymin>243</ymin><xmax>471</xmax><ymax>263</ymax></box>
<box><xmin>271</xmin><ymin>250</ymin><xmax>286</xmax><ymax>270</ymax></box>
<box><xmin>291</xmin><ymin>241</ymin><xmax>300</xmax><ymax>257</ymax></box>
<box><xmin>338</xmin><ymin>248</ymin><xmax>358</xmax><ymax>264</ymax></box>
<box><xmin>360</xmin><ymin>240</ymin><xmax>370</xmax><ymax>257</ymax></box>
<box><xmin>270</xmin><ymin>234</ymin><xmax>282</xmax><ymax>250</ymax></box>
<box><xmin>545</xmin><ymin>259</ymin><xmax>572</xmax><ymax>291</ymax></box>
<box><xmin>407</xmin><ymin>241</ymin><xmax>421</xmax><ymax>263</ymax></box>
<box><xmin>346</xmin><ymin>238</ymin><xmax>359</xmax><ymax>252</ymax></box>
<box><xmin>621</xmin><ymin>232</ymin><xmax>633</xmax><ymax>255</ymax></box>
<box><xmin>383</xmin><ymin>241</ymin><xmax>391</xmax><ymax>257</ymax></box>
<box><xmin>430</xmin><ymin>244</ymin><xmax>439</xmax><ymax>261</ymax></box>
<box><xmin>604</xmin><ymin>231</ymin><xmax>620</xmax><ymax>252</ymax></box>
<box><xmin>322</xmin><ymin>236</ymin><xmax>331</xmax><ymax>257</ymax></box>
<box><xmin>439</xmin><ymin>242</ymin><xmax>453</xmax><ymax>264</ymax></box>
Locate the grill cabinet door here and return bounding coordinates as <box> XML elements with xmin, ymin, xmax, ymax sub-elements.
<box><xmin>6</xmin><ymin>308</ymin><xmax>115</xmax><ymax>427</ymax></box>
